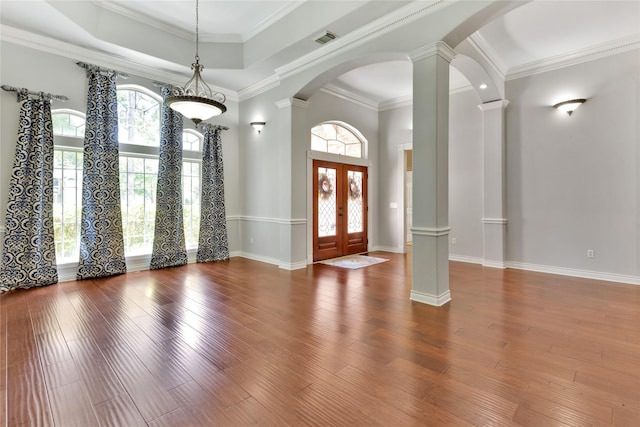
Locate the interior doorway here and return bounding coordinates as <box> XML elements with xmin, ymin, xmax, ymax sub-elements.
<box><xmin>405</xmin><ymin>150</ymin><xmax>413</xmax><ymax>245</ymax></box>
<box><xmin>313</xmin><ymin>159</ymin><xmax>368</xmax><ymax>261</ymax></box>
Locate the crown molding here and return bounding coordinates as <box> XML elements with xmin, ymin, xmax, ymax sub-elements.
<box><xmin>275</xmin><ymin>98</ymin><xmax>309</xmax><ymax>109</ymax></box>
<box><xmin>379</xmin><ymin>95</ymin><xmax>413</xmax><ymax>111</ymax></box>
<box><xmin>449</xmin><ymin>84</ymin><xmax>474</xmax><ymax>96</ymax></box>
<box><xmin>506</xmin><ymin>35</ymin><xmax>640</xmax><ymax>81</ymax></box>
<box><xmin>321</xmin><ymin>84</ymin><xmax>378</xmax><ymax>111</ymax></box>
<box><xmin>244</xmin><ymin>1</ymin><xmax>307</xmax><ymax>42</ymax></box>
<box><xmin>378</xmin><ymin>82</ymin><xmax>474</xmax><ymax>111</ymax></box>
<box><xmin>275</xmin><ymin>0</ymin><xmax>445</xmax><ymax>81</ymax></box>
<box><xmin>467</xmin><ymin>32</ymin><xmax>508</xmax><ymax>78</ymax></box>
<box><xmin>478</xmin><ymin>100</ymin><xmax>510</xmax><ymax>111</ymax></box>
<box><xmin>93</xmin><ymin>0</ymin><xmax>193</xmax><ymax>41</ymax></box>
<box><xmin>0</xmin><ymin>25</ymin><xmax>240</xmax><ymax>102</ymax></box>
<box><xmin>93</xmin><ymin>0</ymin><xmax>243</xmax><ymax>43</ymax></box>
<box><xmin>409</xmin><ymin>41</ymin><xmax>457</xmax><ymax>63</ymax></box>
<box><xmin>238</xmin><ymin>74</ymin><xmax>280</xmax><ymax>101</ymax></box>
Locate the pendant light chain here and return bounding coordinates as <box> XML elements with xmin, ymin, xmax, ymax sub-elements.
<box><xmin>164</xmin><ymin>0</ymin><xmax>227</xmax><ymax>123</ymax></box>
<box><xmin>195</xmin><ymin>0</ymin><xmax>200</xmax><ymax>62</ymax></box>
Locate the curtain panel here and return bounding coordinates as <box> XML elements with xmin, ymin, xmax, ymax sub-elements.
<box><xmin>0</xmin><ymin>92</ymin><xmax>58</xmax><ymax>292</ymax></box>
<box><xmin>76</xmin><ymin>68</ymin><xmax>127</xmax><ymax>280</ymax></box>
<box><xmin>196</xmin><ymin>125</ymin><xmax>229</xmax><ymax>263</ymax></box>
<box><xmin>150</xmin><ymin>86</ymin><xmax>188</xmax><ymax>269</ymax></box>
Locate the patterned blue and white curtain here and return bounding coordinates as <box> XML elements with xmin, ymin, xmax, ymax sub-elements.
<box><xmin>0</xmin><ymin>91</ymin><xmax>58</xmax><ymax>292</ymax></box>
<box><xmin>76</xmin><ymin>68</ymin><xmax>127</xmax><ymax>279</ymax></box>
<box><xmin>197</xmin><ymin>124</ymin><xmax>229</xmax><ymax>262</ymax></box>
<box><xmin>150</xmin><ymin>86</ymin><xmax>187</xmax><ymax>269</ymax></box>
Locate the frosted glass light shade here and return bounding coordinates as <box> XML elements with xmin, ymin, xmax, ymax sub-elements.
<box><xmin>166</xmin><ymin>95</ymin><xmax>226</xmax><ymax>124</ymax></box>
<box><xmin>553</xmin><ymin>98</ymin><xmax>586</xmax><ymax>116</ymax></box>
<box><xmin>250</xmin><ymin>121</ymin><xmax>266</xmax><ymax>134</ymax></box>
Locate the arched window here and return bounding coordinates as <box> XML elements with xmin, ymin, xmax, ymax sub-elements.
<box><xmin>183</xmin><ymin>129</ymin><xmax>201</xmax><ymax>151</ymax></box>
<box><xmin>117</xmin><ymin>85</ymin><xmax>161</xmax><ymax>147</ymax></box>
<box><xmin>311</xmin><ymin>122</ymin><xmax>365</xmax><ymax>158</ymax></box>
<box><xmin>50</xmin><ymin>87</ymin><xmax>204</xmax><ymax>263</ymax></box>
<box><xmin>52</xmin><ymin>109</ymin><xmax>86</xmax><ymax>138</ymax></box>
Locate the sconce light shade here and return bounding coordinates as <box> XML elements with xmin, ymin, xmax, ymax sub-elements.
<box><xmin>553</xmin><ymin>98</ymin><xmax>586</xmax><ymax>116</ymax></box>
<box><xmin>251</xmin><ymin>121</ymin><xmax>266</xmax><ymax>134</ymax></box>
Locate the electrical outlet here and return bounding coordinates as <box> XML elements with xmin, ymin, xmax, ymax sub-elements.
<box><xmin>451</xmin><ymin>237</ymin><xmax>457</xmax><ymax>245</ymax></box>
<box><xmin>587</xmin><ymin>249</ymin><xmax>594</xmax><ymax>258</ymax></box>
<box><xmin>250</xmin><ymin>237</ymin><xmax>254</xmax><ymax>244</ymax></box>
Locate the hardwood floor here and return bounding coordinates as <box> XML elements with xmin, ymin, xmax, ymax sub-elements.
<box><xmin>1</xmin><ymin>252</ymin><xmax>639</xmax><ymax>426</ymax></box>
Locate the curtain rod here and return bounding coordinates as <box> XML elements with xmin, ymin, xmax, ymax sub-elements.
<box><xmin>1</xmin><ymin>84</ymin><xmax>69</xmax><ymax>102</ymax></box>
<box><xmin>200</xmin><ymin>123</ymin><xmax>230</xmax><ymax>131</ymax></box>
<box><xmin>76</xmin><ymin>62</ymin><xmax>130</xmax><ymax>78</ymax></box>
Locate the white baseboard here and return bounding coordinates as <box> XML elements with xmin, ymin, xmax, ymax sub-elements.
<box><xmin>482</xmin><ymin>260</ymin><xmax>507</xmax><ymax>269</ymax></box>
<box><xmin>506</xmin><ymin>261</ymin><xmax>640</xmax><ymax>286</ymax></box>
<box><xmin>371</xmin><ymin>245</ymin><xmax>405</xmax><ymax>253</ymax></box>
<box><xmin>232</xmin><ymin>251</ymin><xmax>281</xmax><ymax>267</ymax></box>
<box><xmin>54</xmin><ymin>250</ymin><xmax>640</xmax><ymax>287</ymax></box>
<box><xmin>279</xmin><ymin>261</ymin><xmax>308</xmax><ymax>270</ymax></box>
<box><xmin>449</xmin><ymin>254</ymin><xmax>483</xmax><ymax>265</ymax></box>
<box><xmin>410</xmin><ymin>289</ymin><xmax>451</xmax><ymax>306</ymax></box>
<box><xmin>447</xmin><ymin>254</ymin><xmax>639</xmax><ymax>285</ymax></box>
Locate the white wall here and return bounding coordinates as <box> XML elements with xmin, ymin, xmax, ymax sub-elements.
<box><xmin>505</xmin><ymin>50</ymin><xmax>639</xmax><ymax>279</ymax></box>
<box><xmin>2</xmin><ymin>38</ymin><xmax>638</xmax><ymax>283</ymax></box>
<box><xmin>235</xmin><ymin>87</ymin><xmax>285</xmax><ymax>264</ymax></box>
<box><xmin>376</xmin><ymin>50</ymin><xmax>640</xmax><ymax>283</ymax></box>
<box><xmin>377</xmin><ymin>86</ymin><xmax>484</xmax><ymax>258</ymax></box>
<box><xmin>448</xmin><ymin>88</ymin><xmax>484</xmax><ymax>260</ymax></box>
<box><xmin>237</xmin><ymin>87</ymin><xmax>379</xmax><ymax>265</ymax></box>
<box><xmin>378</xmin><ymin>104</ymin><xmax>411</xmax><ymax>252</ymax></box>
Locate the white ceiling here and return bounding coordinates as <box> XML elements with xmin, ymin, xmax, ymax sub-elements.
<box><xmin>1</xmin><ymin>0</ymin><xmax>638</xmax><ymax>104</ymax></box>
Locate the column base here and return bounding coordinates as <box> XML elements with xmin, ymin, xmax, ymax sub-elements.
<box><xmin>482</xmin><ymin>218</ymin><xmax>507</xmax><ymax>269</ymax></box>
<box><xmin>410</xmin><ymin>289</ymin><xmax>451</xmax><ymax>306</ymax></box>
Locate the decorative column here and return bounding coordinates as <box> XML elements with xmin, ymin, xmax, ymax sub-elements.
<box><xmin>409</xmin><ymin>41</ymin><xmax>456</xmax><ymax>306</ymax></box>
<box><xmin>275</xmin><ymin>97</ymin><xmax>309</xmax><ymax>270</ymax></box>
<box><xmin>478</xmin><ymin>100</ymin><xmax>509</xmax><ymax>268</ymax></box>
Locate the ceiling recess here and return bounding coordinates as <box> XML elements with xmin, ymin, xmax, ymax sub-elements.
<box><xmin>315</xmin><ymin>31</ymin><xmax>338</xmax><ymax>45</ymax></box>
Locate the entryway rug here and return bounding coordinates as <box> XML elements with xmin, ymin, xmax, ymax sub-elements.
<box><xmin>318</xmin><ymin>255</ymin><xmax>389</xmax><ymax>269</ymax></box>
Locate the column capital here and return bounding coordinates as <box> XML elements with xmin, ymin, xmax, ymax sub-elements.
<box><xmin>275</xmin><ymin>97</ymin><xmax>309</xmax><ymax>110</ymax></box>
<box><xmin>478</xmin><ymin>99</ymin><xmax>510</xmax><ymax>111</ymax></box>
<box><xmin>409</xmin><ymin>41</ymin><xmax>456</xmax><ymax>64</ymax></box>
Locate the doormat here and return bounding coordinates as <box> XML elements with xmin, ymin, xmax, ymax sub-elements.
<box><xmin>318</xmin><ymin>255</ymin><xmax>389</xmax><ymax>269</ymax></box>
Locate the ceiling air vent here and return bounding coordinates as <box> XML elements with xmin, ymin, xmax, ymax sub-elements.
<box><xmin>314</xmin><ymin>31</ymin><xmax>338</xmax><ymax>45</ymax></box>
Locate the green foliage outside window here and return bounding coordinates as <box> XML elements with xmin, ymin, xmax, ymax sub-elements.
<box><xmin>51</xmin><ymin>87</ymin><xmax>203</xmax><ymax>261</ymax></box>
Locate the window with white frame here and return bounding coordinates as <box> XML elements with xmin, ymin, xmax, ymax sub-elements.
<box><xmin>51</xmin><ymin>110</ymin><xmax>85</xmax><ymax>262</ymax></box>
<box><xmin>51</xmin><ymin>85</ymin><xmax>203</xmax><ymax>262</ymax></box>
<box><xmin>311</xmin><ymin>122</ymin><xmax>365</xmax><ymax>158</ymax></box>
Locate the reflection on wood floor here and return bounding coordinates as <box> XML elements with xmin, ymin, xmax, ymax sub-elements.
<box><xmin>1</xmin><ymin>251</ymin><xmax>639</xmax><ymax>426</ymax></box>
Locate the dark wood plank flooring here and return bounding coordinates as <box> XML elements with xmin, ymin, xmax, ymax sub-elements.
<box><xmin>1</xmin><ymin>252</ymin><xmax>639</xmax><ymax>426</ymax></box>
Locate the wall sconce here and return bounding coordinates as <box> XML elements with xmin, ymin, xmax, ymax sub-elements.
<box><xmin>553</xmin><ymin>98</ymin><xmax>586</xmax><ymax>116</ymax></box>
<box><xmin>250</xmin><ymin>121</ymin><xmax>266</xmax><ymax>134</ymax></box>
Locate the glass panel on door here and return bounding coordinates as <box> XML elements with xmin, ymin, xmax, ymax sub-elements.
<box><xmin>347</xmin><ymin>170</ymin><xmax>363</xmax><ymax>233</ymax></box>
<box><xmin>318</xmin><ymin>167</ymin><xmax>337</xmax><ymax>237</ymax></box>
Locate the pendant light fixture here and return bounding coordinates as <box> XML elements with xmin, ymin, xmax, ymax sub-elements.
<box><xmin>165</xmin><ymin>0</ymin><xmax>226</xmax><ymax>124</ymax></box>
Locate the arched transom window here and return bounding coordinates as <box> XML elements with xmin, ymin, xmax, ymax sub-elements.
<box><xmin>311</xmin><ymin>122</ymin><xmax>364</xmax><ymax>158</ymax></box>
<box><xmin>52</xmin><ymin>109</ymin><xmax>86</xmax><ymax>138</ymax></box>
